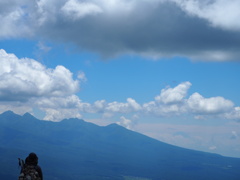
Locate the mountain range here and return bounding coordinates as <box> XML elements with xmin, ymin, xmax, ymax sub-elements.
<box><xmin>0</xmin><ymin>110</ymin><xmax>240</xmax><ymax>180</ymax></box>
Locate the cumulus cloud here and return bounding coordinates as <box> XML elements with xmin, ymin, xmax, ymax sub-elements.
<box><xmin>143</xmin><ymin>82</ymin><xmax>191</xmax><ymax>116</ymax></box>
<box><xmin>0</xmin><ymin>0</ymin><xmax>240</xmax><ymax>61</ymax></box>
<box><xmin>224</xmin><ymin>107</ymin><xmax>240</xmax><ymax>120</ymax></box>
<box><xmin>187</xmin><ymin>92</ymin><xmax>234</xmax><ymax>114</ymax></box>
<box><xmin>105</xmin><ymin>98</ymin><xmax>142</xmax><ymax>113</ymax></box>
<box><xmin>155</xmin><ymin>81</ymin><xmax>191</xmax><ymax>104</ymax></box>
<box><xmin>142</xmin><ymin>82</ymin><xmax>239</xmax><ymax>119</ymax></box>
<box><xmin>0</xmin><ymin>49</ymin><xmax>79</xmax><ymax>101</ymax></box>
<box><xmin>143</xmin><ymin>101</ymin><xmax>185</xmax><ymax>117</ymax></box>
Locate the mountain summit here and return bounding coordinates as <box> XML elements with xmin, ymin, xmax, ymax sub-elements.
<box><xmin>0</xmin><ymin>111</ymin><xmax>240</xmax><ymax>180</ymax></box>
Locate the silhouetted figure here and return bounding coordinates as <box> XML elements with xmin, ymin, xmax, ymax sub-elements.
<box><xmin>19</xmin><ymin>152</ymin><xmax>43</xmax><ymax>180</ymax></box>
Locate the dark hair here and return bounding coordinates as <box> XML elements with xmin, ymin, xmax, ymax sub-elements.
<box><xmin>25</xmin><ymin>152</ymin><xmax>38</xmax><ymax>165</ymax></box>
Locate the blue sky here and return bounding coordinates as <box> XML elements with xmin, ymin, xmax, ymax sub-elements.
<box><xmin>0</xmin><ymin>0</ymin><xmax>240</xmax><ymax>158</ymax></box>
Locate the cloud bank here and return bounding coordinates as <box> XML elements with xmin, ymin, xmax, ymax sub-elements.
<box><xmin>0</xmin><ymin>0</ymin><xmax>240</xmax><ymax>61</ymax></box>
<box><xmin>1</xmin><ymin>49</ymin><xmax>240</xmax><ymax>122</ymax></box>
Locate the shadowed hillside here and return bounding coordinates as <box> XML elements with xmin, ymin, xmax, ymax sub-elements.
<box><xmin>0</xmin><ymin>111</ymin><xmax>240</xmax><ymax>180</ymax></box>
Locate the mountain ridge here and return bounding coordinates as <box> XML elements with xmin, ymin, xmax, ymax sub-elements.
<box><xmin>0</xmin><ymin>111</ymin><xmax>240</xmax><ymax>180</ymax></box>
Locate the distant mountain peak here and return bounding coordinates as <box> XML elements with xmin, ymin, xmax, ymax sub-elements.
<box><xmin>1</xmin><ymin>110</ymin><xmax>15</xmax><ymax>115</ymax></box>
<box><xmin>106</xmin><ymin>123</ymin><xmax>125</xmax><ymax>129</ymax></box>
<box><xmin>23</xmin><ymin>112</ymin><xmax>34</xmax><ymax>117</ymax></box>
<box><xmin>22</xmin><ymin>112</ymin><xmax>38</xmax><ymax>120</ymax></box>
<box><xmin>0</xmin><ymin>110</ymin><xmax>21</xmax><ymax>119</ymax></box>
<box><xmin>0</xmin><ymin>111</ymin><xmax>41</xmax><ymax>123</ymax></box>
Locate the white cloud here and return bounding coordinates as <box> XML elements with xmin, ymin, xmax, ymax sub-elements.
<box><xmin>43</xmin><ymin>108</ymin><xmax>82</xmax><ymax>122</ymax></box>
<box><xmin>142</xmin><ymin>82</ymin><xmax>237</xmax><ymax>119</ymax></box>
<box><xmin>155</xmin><ymin>81</ymin><xmax>191</xmax><ymax>104</ymax></box>
<box><xmin>35</xmin><ymin>95</ymin><xmax>81</xmax><ymax>109</ymax></box>
<box><xmin>224</xmin><ymin>107</ymin><xmax>240</xmax><ymax>120</ymax></box>
<box><xmin>106</xmin><ymin>98</ymin><xmax>141</xmax><ymax>113</ymax></box>
<box><xmin>143</xmin><ymin>82</ymin><xmax>191</xmax><ymax>116</ymax></box>
<box><xmin>78</xmin><ymin>100</ymin><xmax>106</xmax><ymax>114</ymax></box>
<box><xmin>0</xmin><ymin>49</ymin><xmax>79</xmax><ymax>101</ymax></box>
<box><xmin>187</xmin><ymin>92</ymin><xmax>234</xmax><ymax>114</ymax></box>
<box><xmin>93</xmin><ymin>100</ymin><xmax>106</xmax><ymax>111</ymax></box>
<box><xmin>173</xmin><ymin>0</ymin><xmax>240</xmax><ymax>31</ymax></box>
<box><xmin>126</xmin><ymin>98</ymin><xmax>142</xmax><ymax>111</ymax></box>
<box><xmin>143</xmin><ymin>101</ymin><xmax>185</xmax><ymax>117</ymax></box>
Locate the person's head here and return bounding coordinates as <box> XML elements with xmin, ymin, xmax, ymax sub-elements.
<box><xmin>25</xmin><ymin>152</ymin><xmax>38</xmax><ymax>165</ymax></box>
